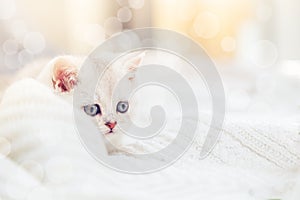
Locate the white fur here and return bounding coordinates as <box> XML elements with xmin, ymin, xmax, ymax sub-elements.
<box><xmin>29</xmin><ymin>53</ymin><xmax>145</xmax><ymax>153</ymax></box>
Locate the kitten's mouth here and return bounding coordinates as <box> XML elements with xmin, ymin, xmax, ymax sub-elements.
<box><xmin>105</xmin><ymin>129</ymin><xmax>114</xmax><ymax>134</ymax></box>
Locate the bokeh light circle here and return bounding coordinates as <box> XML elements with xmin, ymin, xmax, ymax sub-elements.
<box><xmin>2</xmin><ymin>39</ymin><xmax>18</xmax><ymax>55</ymax></box>
<box><xmin>4</xmin><ymin>54</ymin><xmax>20</xmax><ymax>69</ymax></box>
<box><xmin>104</xmin><ymin>17</ymin><xmax>123</xmax><ymax>36</ymax></box>
<box><xmin>250</xmin><ymin>40</ymin><xmax>278</xmax><ymax>68</ymax></box>
<box><xmin>128</xmin><ymin>0</ymin><xmax>144</xmax><ymax>9</ymax></box>
<box><xmin>18</xmin><ymin>49</ymin><xmax>33</xmax><ymax>65</ymax></box>
<box><xmin>117</xmin><ymin>7</ymin><xmax>132</xmax><ymax>23</ymax></box>
<box><xmin>193</xmin><ymin>11</ymin><xmax>221</xmax><ymax>39</ymax></box>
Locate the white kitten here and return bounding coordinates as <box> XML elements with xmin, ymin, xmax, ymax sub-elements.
<box><xmin>35</xmin><ymin>53</ymin><xmax>145</xmax><ymax>153</ymax></box>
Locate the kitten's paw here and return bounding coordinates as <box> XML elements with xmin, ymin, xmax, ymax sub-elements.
<box><xmin>51</xmin><ymin>57</ymin><xmax>78</xmax><ymax>93</ymax></box>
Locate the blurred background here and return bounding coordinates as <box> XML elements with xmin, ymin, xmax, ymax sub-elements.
<box><xmin>0</xmin><ymin>0</ymin><xmax>299</xmax><ymax>115</ymax></box>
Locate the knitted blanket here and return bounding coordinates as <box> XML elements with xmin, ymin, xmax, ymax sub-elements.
<box><xmin>0</xmin><ymin>78</ymin><xmax>299</xmax><ymax>200</ymax></box>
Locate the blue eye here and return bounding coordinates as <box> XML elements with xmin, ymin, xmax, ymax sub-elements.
<box><xmin>83</xmin><ymin>104</ymin><xmax>101</xmax><ymax>116</ymax></box>
<box><xmin>116</xmin><ymin>101</ymin><xmax>129</xmax><ymax>113</ymax></box>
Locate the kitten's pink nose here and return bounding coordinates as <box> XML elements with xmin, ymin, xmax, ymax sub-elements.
<box><xmin>105</xmin><ymin>121</ymin><xmax>117</xmax><ymax>130</ymax></box>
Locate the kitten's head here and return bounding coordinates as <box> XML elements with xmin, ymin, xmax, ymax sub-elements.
<box><xmin>82</xmin><ymin>52</ymin><xmax>144</xmax><ymax>134</ymax></box>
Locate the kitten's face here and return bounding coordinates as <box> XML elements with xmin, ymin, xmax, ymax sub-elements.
<box><xmin>83</xmin><ymin>53</ymin><xmax>143</xmax><ymax>135</ymax></box>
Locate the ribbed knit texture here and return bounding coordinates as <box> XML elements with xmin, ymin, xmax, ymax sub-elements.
<box><xmin>0</xmin><ymin>78</ymin><xmax>299</xmax><ymax>200</ymax></box>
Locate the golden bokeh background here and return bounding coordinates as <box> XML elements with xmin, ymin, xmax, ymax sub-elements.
<box><xmin>0</xmin><ymin>0</ymin><xmax>299</xmax><ymax>77</ymax></box>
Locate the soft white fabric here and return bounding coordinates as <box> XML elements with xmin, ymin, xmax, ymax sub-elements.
<box><xmin>0</xmin><ymin>78</ymin><xmax>299</xmax><ymax>200</ymax></box>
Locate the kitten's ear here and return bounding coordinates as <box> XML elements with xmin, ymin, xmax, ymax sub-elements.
<box><xmin>51</xmin><ymin>56</ymin><xmax>78</xmax><ymax>93</ymax></box>
<box><xmin>125</xmin><ymin>52</ymin><xmax>145</xmax><ymax>71</ymax></box>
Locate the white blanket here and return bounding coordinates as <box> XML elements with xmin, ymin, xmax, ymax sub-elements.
<box><xmin>0</xmin><ymin>78</ymin><xmax>299</xmax><ymax>200</ymax></box>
